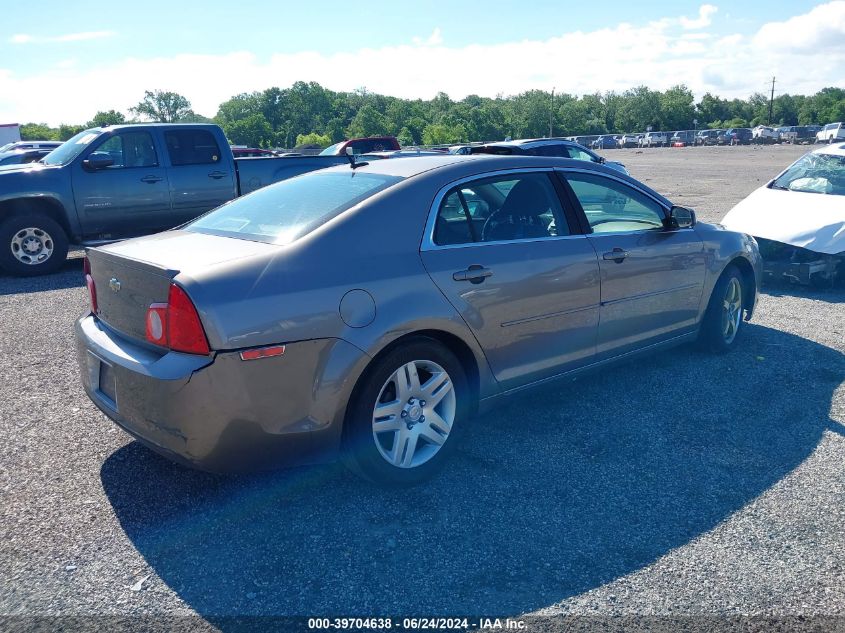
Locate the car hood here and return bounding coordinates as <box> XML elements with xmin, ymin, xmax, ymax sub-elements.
<box><xmin>721</xmin><ymin>185</ymin><xmax>845</xmax><ymax>255</ymax></box>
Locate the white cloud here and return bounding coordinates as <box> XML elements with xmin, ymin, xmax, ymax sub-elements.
<box><xmin>0</xmin><ymin>4</ymin><xmax>843</xmax><ymax>126</ymax></box>
<box><xmin>754</xmin><ymin>0</ymin><xmax>845</xmax><ymax>53</ymax></box>
<box><xmin>9</xmin><ymin>31</ymin><xmax>115</xmax><ymax>44</ymax></box>
<box><xmin>412</xmin><ymin>27</ymin><xmax>443</xmax><ymax>46</ymax></box>
<box><xmin>680</xmin><ymin>4</ymin><xmax>718</xmax><ymax>29</ymax></box>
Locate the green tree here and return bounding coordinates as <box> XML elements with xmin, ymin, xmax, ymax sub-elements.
<box><xmin>421</xmin><ymin>122</ymin><xmax>466</xmax><ymax>145</ymax></box>
<box><xmin>57</xmin><ymin>124</ymin><xmax>85</xmax><ymax>140</ymax></box>
<box><xmin>295</xmin><ymin>132</ymin><xmax>332</xmax><ymax>148</ymax></box>
<box><xmin>660</xmin><ymin>85</ymin><xmax>695</xmax><ymax>130</ymax></box>
<box><xmin>88</xmin><ymin>110</ymin><xmax>126</xmax><ymax>127</ymax></box>
<box><xmin>130</xmin><ymin>90</ymin><xmax>192</xmax><ymax>122</ymax></box>
<box><xmin>396</xmin><ymin>127</ymin><xmax>415</xmax><ymax>146</ymax></box>
<box><xmin>346</xmin><ymin>104</ymin><xmax>388</xmax><ymax>138</ymax></box>
<box><xmin>222</xmin><ymin>113</ymin><xmax>274</xmax><ymax>147</ymax></box>
<box><xmin>19</xmin><ymin>123</ymin><xmax>58</xmax><ymax>140</ymax></box>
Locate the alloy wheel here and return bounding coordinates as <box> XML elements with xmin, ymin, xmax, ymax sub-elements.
<box><xmin>371</xmin><ymin>359</ymin><xmax>456</xmax><ymax>469</ymax></box>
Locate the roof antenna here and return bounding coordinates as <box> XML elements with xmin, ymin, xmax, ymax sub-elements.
<box><xmin>346</xmin><ymin>146</ymin><xmax>367</xmax><ymax>169</ymax></box>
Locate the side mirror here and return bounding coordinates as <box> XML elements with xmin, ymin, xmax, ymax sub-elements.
<box><xmin>667</xmin><ymin>205</ymin><xmax>695</xmax><ymax>229</ymax></box>
<box><xmin>598</xmin><ymin>156</ymin><xmax>606</xmax><ymax>164</ymax></box>
<box><xmin>82</xmin><ymin>152</ymin><xmax>114</xmax><ymax>171</ymax></box>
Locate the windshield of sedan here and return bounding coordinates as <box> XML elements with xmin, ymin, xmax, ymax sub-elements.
<box><xmin>186</xmin><ymin>170</ymin><xmax>403</xmax><ymax>244</ymax></box>
<box><xmin>40</xmin><ymin>129</ymin><xmax>101</xmax><ymax>165</ymax></box>
<box><xmin>771</xmin><ymin>152</ymin><xmax>845</xmax><ymax>196</ymax></box>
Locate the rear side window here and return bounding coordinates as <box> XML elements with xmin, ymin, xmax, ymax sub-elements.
<box><xmin>433</xmin><ymin>172</ymin><xmax>569</xmax><ymax>246</ymax></box>
<box><xmin>165</xmin><ymin>130</ymin><xmax>221</xmax><ymax>166</ymax></box>
<box><xmin>186</xmin><ymin>170</ymin><xmax>403</xmax><ymax>244</ymax></box>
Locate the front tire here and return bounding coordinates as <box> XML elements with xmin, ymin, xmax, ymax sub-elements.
<box><xmin>0</xmin><ymin>214</ymin><xmax>69</xmax><ymax>276</ymax></box>
<box><xmin>342</xmin><ymin>338</ymin><xmax>468</xmax><ymax>486</ymax></box>
<box><xmin>698</xmin><ymin>266</ymin><xmax>745</xmax><ymax>353</ymax></box>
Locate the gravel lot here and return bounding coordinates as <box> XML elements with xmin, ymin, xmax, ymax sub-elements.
<box><xmin>1</xmin><ymin>145</ymin><xmax>843</xmax><ymax>632</ymax></box>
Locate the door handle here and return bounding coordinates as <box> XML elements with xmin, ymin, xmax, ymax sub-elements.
<box><xmin>603</xmin><ymin>248</ymin><xmax>629</xmax><ymax>263</ymax></box>
<box><xmin>453</xmin><ymin>265</ymin><xmax>493</xmax><ymax>283</ymax></box>
<box><xmin>140</xmin><ymin>175</ymin><xmax>163</xmax><ymax>183</ymax></box>
<box><xmin>208</xmin><ymin>171</ymin><xmax>226</xmax><ymax>179</ymax></box>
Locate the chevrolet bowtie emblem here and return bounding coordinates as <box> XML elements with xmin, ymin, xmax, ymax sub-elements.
<box><xmin>109</xmin><ymin>278</ymin><xmax>121</xmax><ymax>292</ymax></box>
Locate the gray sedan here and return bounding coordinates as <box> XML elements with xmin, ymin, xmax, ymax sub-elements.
<box><xmin>75</xmin><ymin>155</ymin><xmax>762</xmax><ymax>485</ymax></box>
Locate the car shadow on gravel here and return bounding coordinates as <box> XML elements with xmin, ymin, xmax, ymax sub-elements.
<box><xmin>0</xmin><ymin>255</ymin><xmax>83</xmax><ymax>295</ymax></box>
<box><xmin>101</xmin><ymin>323</ymin><xmax>845</xmax><ymax>624</ymax></box>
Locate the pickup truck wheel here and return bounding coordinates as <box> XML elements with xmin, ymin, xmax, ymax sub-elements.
<box><xmin>0</xmin><ymin>214</ymin><xmax>69</xmax><ymax>276</ymax></box>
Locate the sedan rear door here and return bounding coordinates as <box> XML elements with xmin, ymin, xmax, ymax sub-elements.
<box><xmin>419</xmin><ymin>170</ymin><xmax>600</xmax><ymax>390</ymax></box>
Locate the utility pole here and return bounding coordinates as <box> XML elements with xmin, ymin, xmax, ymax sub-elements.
<box><xmin>549</xmin><ymin>87</ymin><xmax>555</xmax><ymax>138</ymax></box>
<box><xmin>768</xmin><ymin>76</ymin><xmax>776</xmax><ymax>125</ymax></box>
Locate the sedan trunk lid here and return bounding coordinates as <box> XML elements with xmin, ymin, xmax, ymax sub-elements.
<box><xmin>87</xmin><ymin>231</ymin><xmax>278</xmax><ymax>343</ymax></box>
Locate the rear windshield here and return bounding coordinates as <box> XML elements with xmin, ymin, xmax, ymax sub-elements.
<box><xmin>186</xmin><ymin>170</ymin><xmax>403</xmax><ymax>244</ymax></box>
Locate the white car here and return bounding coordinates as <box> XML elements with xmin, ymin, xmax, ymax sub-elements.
<box><xmin>752</xmin><ymin>126</ymin><xmax>778</xmax><ymax>142</ymax></box>
<box><xmin>639</xmin><ymin>132</ymin><xmax>667</xmax><ymax>148</ymax></box>
<box><xmin>816</xmin><ymin>122</ymin><xmax>845</xmax><ymax>143</ymax></box>
<box><xmin>721</xmin><ymin>143</ymin><xmax>845</xmax><ymax>284</ymax></box>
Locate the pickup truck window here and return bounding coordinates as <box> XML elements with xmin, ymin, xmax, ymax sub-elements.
<box><xmin>164</xmin><ymin>130</ymin><xmax>221</xmax><ymax>166</ymax></box>
<box><xmin>92</xmin><ymin>132</ymin><xmax>158</xmax><ymax>168</ymax></box>
<box><xmin>41</xmin><ymin>129</ymin><xmax>100</xmax><ymax>166</ymax></box>
<box><xmin>186</xmin><ymin>170</ymin><xmax>403</xmax><ymax>245</ymax></box>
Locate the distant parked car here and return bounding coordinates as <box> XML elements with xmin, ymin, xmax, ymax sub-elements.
<box><xmin>618</xmin><ymin>134</ymin><xmax>640</xmax><ymax>148</ymax></box>
<box><xmin>639</xmin><ymin>132</ymin><xmax>668</xmax><ymax>148</ymax></box>
<box><xmin>319</xmin><ymin>136</ymin><xmax>401</xmax><ymax>156</ymax></box>
<box><xmin>591</xmin><ymin>135</ymin><xmax>618</xmax><ymax>150</ymax></box>
<box><xmin>696</xmin><ymin>130</ymin><xmax>724</xmax><ymax>146</ymax></box>
<box><xmin>0</xmin><ymin>140</ymin><xmax>61</xmax><ymax>153</ymax></box>
<box><xmin>752</xmin><ymin>126</ymin><xmax>778</xmax><ymax>143</ymax></box>
<box><xmin>816</xmin><ymin>122</ymin><xmax>845</xmax><ymax>143</ymax></box>
<box><xmin>775</xmin><ymin>126</ymin><xmax>795</xmax><ymax>143</ymax></box>
<box><xmin>670</xmin><ymin>130</ymin><xmax>696</xmax><ymax>146</ymax></box>
<box><xmin>726</xmin><ymin>128</ymin><xmax>753</xmax><ymax>145</ymax></box>
<box><xmin>470</xmin><ymin>138</ymin><xmax>629</xmax><ymax>175</ymax></box>
<box><xmin>0</xmin><ymin>148</ymin><xmax>52</xmax><ymax>166</ymax></box>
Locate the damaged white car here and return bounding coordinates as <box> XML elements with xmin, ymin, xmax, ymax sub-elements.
<box><xmin>722</xmin><ymin>143</ymin><xmax>845</xmax><ymax>285</ymax></box>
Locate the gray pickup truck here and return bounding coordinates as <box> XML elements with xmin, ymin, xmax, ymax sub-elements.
<box><xmin>0</xmin><ymin>123</ymin><xmax>347</xmax><ymax>275</ymax></box>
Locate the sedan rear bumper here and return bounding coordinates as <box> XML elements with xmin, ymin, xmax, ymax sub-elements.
<box><xmin>75</xmin><ymin>315</ymin><xmax>367</xmax><ymax>472</ymax></box>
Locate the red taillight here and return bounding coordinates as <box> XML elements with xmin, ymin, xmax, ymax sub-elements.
<box><xmin>83</xmin><ymin>256</ymin><xmax>98</xmax><ymax>314</ymax></box>
<box><xmin>144</xmin><ymin>283</ymin><xmax>210</xmax><ymax>355</ymax></box>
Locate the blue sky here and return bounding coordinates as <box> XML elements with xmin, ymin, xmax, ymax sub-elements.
<box><xmin>1</xmin><ymin>1</ymin><xmax>841</xmax><ymax>124</ymax></box>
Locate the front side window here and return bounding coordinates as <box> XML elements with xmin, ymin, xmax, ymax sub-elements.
<box><xmin>565</xmin><ymin>172</ymin><xmax>665</xmax><ymax>233</ymax></box>
<box><xmin>433</xmin><ymin>172</ymin><xmax>569</xmax><ymax>246</ymax></box>
<box><xmin>90</xmin><ymin>132</ymin><xmax>158</xmax><ymax>168</ymax></box>
<box><xmin>165</xmin><ymin>129</ymin><xmax>221</xmax><ymax>166</ymax></box>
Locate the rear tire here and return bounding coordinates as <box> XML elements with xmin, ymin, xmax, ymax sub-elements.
<box><xmin>0</xmin><ymin>214</ymin><xmax>69</xmax><ymax>276</ymax></box>
<box><xmin>698</xmin><ymin>266</ymin><xmax>745</xmax><ymax>353</ymax></box>
<box><xmin>342</xmin><ymin>338</ymin><xmax>469</xmax><ymax>486</ymax></box>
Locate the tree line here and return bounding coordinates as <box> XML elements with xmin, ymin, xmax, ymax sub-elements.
<box><xmin>19</xmin><ymin>84</ymin><xmax>845</xmax><ymax>148</ymax></box>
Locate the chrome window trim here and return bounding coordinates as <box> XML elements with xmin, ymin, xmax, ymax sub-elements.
<box><xmin>420</xmin><ymin>167</ymin><xmax>588</xmax><ymax>252</ymax></box>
